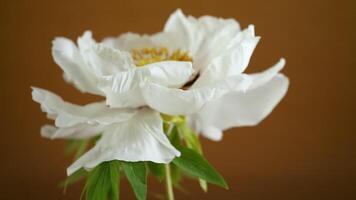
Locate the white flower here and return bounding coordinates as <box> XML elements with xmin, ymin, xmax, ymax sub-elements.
<box><xmin>32</xmin><ymin>87</ymin><xmax>180</xmax><ymax>175</ymax></box>
<box><xmin>32</xmin><ymin>9</ymin><xmax>289</xmax><ymax>175</ymax></box>
<box><xmin>102</xmin><ymin>9</ymin><xmax>289</xmax><ymax>140</ymax></box>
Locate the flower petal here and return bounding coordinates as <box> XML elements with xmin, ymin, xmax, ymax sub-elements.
<box><xmin>40</xmin><ymin>124</ymin><xmax>102</xmax><ymax>140</ymax></box>
<box><xmin>141</xmin><ymin>74</ymin><xmax>252</xmax><ymax>116</ymax></box>
<box><xmin>102</xmin><ymin>32</ymin><xmax>156</xmax><ymax>51</ymax></box>
<box><xmin>159</xmin><ymin>8</ymin><xmax>249</xmax><ymax>79</ymax></box>
<box><xmin>192</xmin><ymin>25</ymin><xmax>260</xmax><ymax>87</ymax></box>
<box><xmin>189</xmin><ymin>73</ymin><xmax>289</xmax><ymax>141</ymax></box>
<box><xmin>162</xmin><ymin>9</ymin><xmax>241</xmax><ymax>56</ymax></box>
<box><xmin>52</xmin><ymin>36</ymin><xmax>101</xmax><ymax>95</ymax></box>
<box><xmin>67</xmin><ymin>108</ymin><xmax>180</xmax><ymax>175</ymax></box>
<box><xmin>98</xmin><ymin>61</ymin><xmax>193</xmax><ymax>108</ymax></box>
<box><xmin>81</xmin><ymin>42</ymin><xmax>135</xmax><ymax>76</ymax></box>
<box><xmin>31</xmin><ymin>87</ymin><xmax>136</xmax><ymax>128</ymax></box>
<box><xmin>249</xmin><ymin>58</ymin><xmax>286</xmax><ymax>89</ymax></box>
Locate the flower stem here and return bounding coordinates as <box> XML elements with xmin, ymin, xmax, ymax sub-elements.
<box><xmin>165</xmin><ymin>164</ymin><xmax>174</xmax><ymax>200</ymax></box>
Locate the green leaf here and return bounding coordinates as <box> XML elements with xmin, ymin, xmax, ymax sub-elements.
<box><xmin>172</xmin><ymin>147</ymin><xmax>228</xmax><ymax>189</ymax></box>
<box><xmin>147</xmin><ymin>162</ymin><xmax>164</xmax><ymax>182</ymax></box>
<box><xmin>177</xmin><ymin>123</ymin><xmax>208</xmax><ymax>192</ymax></box>
<box><xmin>84</xmin><ymin>161</ymin><xmax>120</xmax><ymax>200</ymax></box>
<box><xmin>122</xmin><ymin>162</ymin><xmax>147</xmax><ymax>200</ymax></box>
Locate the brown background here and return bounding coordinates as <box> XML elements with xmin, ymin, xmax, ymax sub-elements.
<box><xmin>1</xmin><ymin>0</ymin><xmax>355</xmax><ymax>199</ymax></box>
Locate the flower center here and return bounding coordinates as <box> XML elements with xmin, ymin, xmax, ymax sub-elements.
<box><xmin>131</xmin><ymin>47</ymin><xmax>193</xmax><ymax>67</ymax></box>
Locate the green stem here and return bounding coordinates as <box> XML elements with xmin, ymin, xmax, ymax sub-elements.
<box><xmin>165</xmin><ymin>164</ymin><xmax>174</xmax><ymax>200</ymax></box>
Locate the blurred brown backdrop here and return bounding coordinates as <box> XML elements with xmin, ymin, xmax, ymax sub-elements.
<box><xmin>1</xmin><ymin>0</ymin><xmax>355</xmax><ymax>199</ymax></box>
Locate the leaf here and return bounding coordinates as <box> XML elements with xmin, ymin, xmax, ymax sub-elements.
<box><xmin>172</xmin><ymin>147</ymin><xmax>228</xmax><ymax>189</ymax></box>
<box><xmin>147</xmin><ymin>162</ymin><xmax>164</xmax><ymax>182</ymax></box>
<box><xmin>177</xmin><ymin>123</ymin><xmax>208</xmax><ymax>192</ymax></box>
<box><xmin>84</xmin><ymin>161</ymin><xmax>120</xmax><ymax>200</ymax></box>
<box><xmin>122</xmin><ymin>162</ymin><xmax>147</xmax><ymax>200</ymax></box>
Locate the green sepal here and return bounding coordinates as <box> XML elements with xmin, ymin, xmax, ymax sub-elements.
<box><xmin>170</xmin><ymin>163</ymin><xmax>182</xmax><ymax>186</ymax></box>
<box><xmin>59</xmin><ymin>168</ymin><xmax>88</xmax><ymax>193</ymax></box>
<box><xmin>83</xmin><ymin>161</ymin><xmax>121</xmax><ymax>200</ymax></box>
<box><xmin>172</xmin><ymin>147</ymin><xmax>228</xmax><ymax>189</ymax></box>
<box><xmin>177</xmin><ymin>123</ymin><xmax>202</xmax><ymax>153</ymax></box>
<box><xmin>147</xmin><ymin>162</ymin><xmax>164</xmax><ymax>182</ymax></box>
<box><xmin>167</xmin><ymin>126</ymin><xmax>184</xmax><ymax>187</ymax></box>
<box><xmin>65</xmin><ymin>140</ymin><xmax>90</xmax><ymax>160</ymax></box>
<box><xmin>199</xmin><ymin>179</ymin><xmax>208</xmax><ymax>192</ymax></box>
<box><xmin>168</xmin><ymin>126</ymin><xmax>181</xmax><ymax>148</ymax></box>
<box><xmin>161</xmin><ymin>114</ymin><xmax>185</xmax><ymax>124</ymax></box>
<box><xmin>65</xmin><ymin>135</ymin><xmax>101</xmax><ymax>160</ymax></box>
<box><xmin>122</xmin><ymin>162</ymin><xmax>147</xmax><ymax>200</ymax></box>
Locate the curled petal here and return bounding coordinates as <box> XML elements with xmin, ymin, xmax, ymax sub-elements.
<box><xmin>80</xmin><ymin>43</ymin><xmax>135</xmax><ymax>76</ymax></box>
<box><xmin>41</xmin><ymin>124</ymin><xmax>102</xmax><ymax>140</ymax></box>
<box><xmin>67</xmin><ymin>108</ymin><xmax>180</xmax><ymax>175</ymax></box>
<box><xmin>249</xmin><ymin>58</ymin><xmax>286</xmax><ymax>89</ymax></box>
<box><xmin>52</xmin><ymin>36</ymin><xmax>101</xmax><ymax>95</ymax></box>
<box><xmin>189</xmin><ymin>71</ymin><xmax>289</xmax><ymax>141</ymax></box>
<box><xmin>141</xmin><ymin>74</ymin><xmax>252</xmax><ymax>115</ymax></box>
<box><xmin>162</xmin><ymin>9</ymin><xmax>241</xmax><ymax>55</ymax></box>
<box><xmin>192</xmin><ymin>25</ymin><xmax>260</xmax><ymax>87</ymax></box>
<box><xmin>31</xmin><ymin>87</ymin><xmax>136</xmax><ymax>128</ymax></box>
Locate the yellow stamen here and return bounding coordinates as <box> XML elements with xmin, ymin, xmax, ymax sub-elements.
<box><xmin>131</xmin><ymin>47</ymin><xmax>192</xmax><ymax>67</ymax></box>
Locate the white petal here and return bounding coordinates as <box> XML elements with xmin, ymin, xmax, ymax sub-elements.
<box><xmin>81</xmin><ymin>43</ymin><xmax>135</xmax><ymax>76</ymax></box>
<box><xmin>161</xmin><ymin>9</ymin><xmax>246</xmax><ymax>78</ymax></box>
<box><xmin>141</xmin><ymin>74</ymin><xmax>252</xmax><ymax>115</ymax></box>
<box><xmin>197</xmin><ymin>15</ymin><xmax>240</xmax><ymax>32</ymax></box>
<box><xmin>162</xmin><ymin>9</ymin><xmax>195</xmax><ymax>51</ymax></box>
<box><xmin>31</xmin><ymin>87</ymin><xmax>136</xmax><ymax>128</ymax></box>
<box><xmin>102</xmin><ymin>32</ymin><xmax>155</xmax><ymax>51</ymax></box>
<box><xmin>41</xmin><ymin>124</ymin><xmax>102</xmax><ymax>140</ymax></box>
<box><xmin>98</xmin><ymin>61</ymin><xmax>193</xmax><ymax>108</ymax></box>
<box><xmin>52</xmin><ymin>37</ymin><xmax>101</xmax><ymax>95</ymax></box>
<box><xmin>192</xmin><ymin>25</ymin><xmax>260</xmax><ymax>88</ymax></box>
<box><xmin>162</xmin><ymin>9</ymin><xmax>241</xmax><ymax>56</ymax></box>
<box><xmin>145</xmin><ymin>61</ymin><xmax>194</xmax><ymax>87</ymax></box>
<box><xmin>249</xmin><ymin>58</ymin><xmax>286</xmax><ymax>89</ymax></box>
<box><xmin>189</xmin><ymin>74</ymin><xmax>289</xmax><ymax>141</ymax></box>
<box><xmin>77</xmin><ymin>31</ymin><xmax>96</xmax><ymax>52</ymax></box>
<box><xmin>150</xmin><ymin>32</ymin><xmax>184</xmax><ymax>53</ymax></box>
<box><xmin>67</xmin><ymin>108</ymin><xmax>180</xmax><ymax>175</ymax></box>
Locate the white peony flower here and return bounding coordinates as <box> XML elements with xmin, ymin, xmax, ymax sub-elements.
<box><xmin>32</xmin><ymin>9</ymin><xmax>289</xmax><ymax>176</ymax></box>
<box><xmin>102</xmin><ymin>9</ymin><xmax>289</xmax><ymax>140</ymax></box>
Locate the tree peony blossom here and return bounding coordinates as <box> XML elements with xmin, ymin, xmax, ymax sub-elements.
<box><xmin>32</xmin><ymin>9</ymin><xmax>289</xmax><ymax>200</ymax></box>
